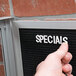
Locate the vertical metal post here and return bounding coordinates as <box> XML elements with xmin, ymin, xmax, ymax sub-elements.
<box><xmin>1</xmin><ymin>20</ymin><xmax>17</xmax><ymax>76</ymax></box>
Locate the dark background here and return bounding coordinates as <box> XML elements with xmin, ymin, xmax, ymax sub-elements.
<box><xmin>19</xmin><ymin>29</ymin><xmax>76</xmax><ymax>76</ymax></box>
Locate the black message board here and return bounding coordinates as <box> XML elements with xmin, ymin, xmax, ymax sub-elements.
<box><xmin>19</xmin><ymin>29</ymin><xmax>76</xmax><ymax>76</ymax></box>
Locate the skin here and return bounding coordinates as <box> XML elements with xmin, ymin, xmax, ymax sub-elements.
<box><xmin>35</xmin><ymin>43</ymin><xmax>73</xmax><ymax>76</ymax></box>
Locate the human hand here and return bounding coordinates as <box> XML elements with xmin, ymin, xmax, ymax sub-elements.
<box><xmin>35</xmin><ymin>43</ymin><xmax>73</xmax><ymax>76</ymax></box>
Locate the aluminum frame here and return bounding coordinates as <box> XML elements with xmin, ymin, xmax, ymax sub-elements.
<box><xmin>1</xmin><ymin>20</ymin><xmax>17</xmax><ymax>76</ymax></box>
<box><xmin>11</xmin><ymin>20</ymin><xmax>76</xmax><ymax>76</ymax></box>
<box><xmin>1</xmin><ymin>18</ymin><xmax>76</xmax><ymax>76</ymax></box>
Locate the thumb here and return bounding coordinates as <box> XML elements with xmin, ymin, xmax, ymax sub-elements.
<box><xmin>55</xmin><ymin>42</ymin><xmax>68</xmax><ymax>59</ymax></box>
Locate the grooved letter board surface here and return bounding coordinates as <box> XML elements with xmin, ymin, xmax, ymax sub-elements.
<box><xmin>19</xmin><ymin>29</ymin><xmax>76</xmax><ymax>76</ymax></box>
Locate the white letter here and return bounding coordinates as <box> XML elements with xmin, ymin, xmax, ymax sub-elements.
<box><xmin>40</xmin><ymin>35</ymin><xmax>44</xmax><ymax>43</ymax></box>
<box><xmin>36</xmin><ymin>35</ymin><xmax>41</xmax><ymax>43</ymax></box>
<box><xmin>55</xmin><ymin>36</ymin><xmax>61</xmax><ymax>44</ymax></box>
<box><xmin>53</xmin><ymin>36</ymin><xmax>56</xmax><ymax>44</ymax></box>
<box><xmin>48</xmin><ymin>35</ymin><xmax>53</xmax><ymax>44</ymax></box>
<box><xmin>63</xmin><ymin>37</ymin><xmax>68</xmax><ymax>43</ymax></box>
<box><xmin>60</xmin><ymin>36</ymin><xmax>63</xmax><ymax>44</ymax></box>
<box><xmin>43</xmin><ymin>35</ymin><xmax>48</xmax><ymax>43</ymax></box>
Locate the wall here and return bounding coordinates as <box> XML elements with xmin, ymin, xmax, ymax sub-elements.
<box><xmin>0</xmin><ymin>0</ymin><xmax>76</xmax><ymax>17</ymax></box>
<box><xmin>0</xmin><ymin>0</ymin><xmax>76</xmax><ymax>76</ymax></box>
<box><xmin>0</xmin><ymin>0</ymin><xmax>10</xmax><ymax>17</ymax></box>
<box><xmin>12</xmin><ymin>0</ymin><xmax>76</xmax><ymax>17</ymax></box>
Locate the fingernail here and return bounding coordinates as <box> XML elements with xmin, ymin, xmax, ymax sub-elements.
<box><xmin>62</xmin><ymin>42</ymin><xmax>68</xmax><ymax>45</ymax></box>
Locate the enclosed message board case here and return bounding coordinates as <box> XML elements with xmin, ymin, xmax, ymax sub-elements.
<box><xmin>2</xmin><ymin>21</ymin><xmax>76</xmax><ymax>76</ymax></box>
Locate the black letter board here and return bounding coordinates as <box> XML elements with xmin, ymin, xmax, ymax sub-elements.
<box><xmin>19</xmin><ymin>29</ymin><xmax>76</xmax><ymax>76</ymax></box>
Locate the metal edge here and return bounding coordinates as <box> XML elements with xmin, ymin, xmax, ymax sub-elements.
<box><xmin>1</xmin><ymin>26</ymin><xmax>11</xmax><ymax>76</ymax></box>
<box><xmin>1</xmin><ymin>20</ymin><xmax>17</xmax><ymax>76</ymax></box>
<box><xmin>13</xmin><ymin>20</ymin><xmax>76</xmax><ymax>29</ymax></box>
<box><xmin>12</xmin><ymin>20</ymin><xmax>76</xmax><ymax>76</ymax></box>
<box><xmin>11</xmin><ymin>20</ymin><xmax>24</xmax><ymax>76</ymax></box>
